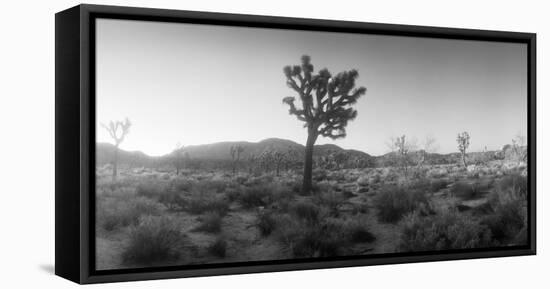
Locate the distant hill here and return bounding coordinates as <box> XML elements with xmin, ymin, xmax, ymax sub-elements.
<box><xmin>96</xmin><ymin>138</ymin><xmax>373</xmax><ymax>167</ymax></box>
<box><xmin>96</xmin><ymin>138</ymin><xmax>524</xmax><ymax>168</ymax></box>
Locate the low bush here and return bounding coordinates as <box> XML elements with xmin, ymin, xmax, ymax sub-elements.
<box><xmin>192</xmin><ymin>212</ymin><xmax>223</xmax><ymax>233</ymax></box>
<box><xmin>97</xmin><ymin>196</ymin><xmax>165</xmax><ymax>232</ymax></box>
<box><xmin>256</xmin><ymin>210</ymin><xmax>278</xmax><ymax>237</ymax></box>
<box><xmin>345</xmin><ymin>218</ymin><xmax>376</xmax><ymax>243</ymax></box>
<box><xmin>121</xmin><ymin>216</ymin><xmax>186</xmax><ymax>266</ymax></box>
<box><xmin>313</xmin><ymin>190</ymin><xmax>345</xmax><ymax>217</ymax></box>
<box><xmin>450</xmin><ymin>181</ymin><xmax>484</xmax><ymax>200</ymax></box>
<box><xmin>291</xmin><ymin>201</ymin><xmax>322</xmax><ymax>224</ymax></box>
<box><xmin>208</xmin><ymin>237</ymin><xmax>227</xmax><ymax>258</ymax></box>
<box><xmin>496</xmin><ymin>173</ymin><xmax>527</xmax><ymax>199</ymax></box>
<box><xmin>373</xmin><ymin>185</ymin><xmax>428</xmax><ymax>223</ymax></box>
<box><xmin>430</xmin><ymin>179</ymin><xmax>449</xmax><ymax>192</ymax></box>
<box><xmin>135</xmin><ymin>181</ymin><xmax>168</xmax><ymax>199</ymax></box>
<box><xmin>481</xmin><ymin>175</ymin><xmax>527</xmax><ymax>245</ymax></box>
<box><xmin>136</xmin><ymin>181</ymin><xmax>187</xmax><ymax>210</ymax></box>
<box><xmin>186</xmin><ymin>193</ymin><xmax>229</xmax><ymax>216</ymax></box>
<box><xmin>272</xmin><ymin>214</ymin><xmax>344</xmax><ymax>258</ymax></box>
<box><xmin>399</xmin><ymin>210</ymin><xmax>493</xmax><ymax>252</ymax></box>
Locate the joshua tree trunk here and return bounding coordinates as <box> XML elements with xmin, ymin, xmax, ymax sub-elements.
<box><xmin>462</xmin><ymin>153</ymin><xmax>467</xmax><ymax>168</ymax></box>
<box><xmin>303</xmin><ymin>128</ymin><xmax>318</xmax><ymax>193</ymax></box>
<box><xmin>112</xmin><ymin>145</ymin><xmax>118</xmax><ymax>181</ymax></box>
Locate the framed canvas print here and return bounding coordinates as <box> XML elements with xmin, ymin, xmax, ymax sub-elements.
<box><xmin>55</xmin><ymin>4</ymin><xmax>536</xmax><ymax>284</ymax></box>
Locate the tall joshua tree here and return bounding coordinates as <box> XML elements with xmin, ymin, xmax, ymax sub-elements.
<box><xmin>101</xmin><ymin>118</ymin><xmax>131</xmax><ymax>181</ymax></box>
<box><xmin>283</xmin><ymin>55</ymin><xmax>366</xmax><ymax>193</ymax></box>
<box><xmin>230</xmin><ymin>144</ymin><xmax>244</xmax><ymax>175</ymax></box>
<box><xmin>457</xmin><ymin>131</ymin><xmax>470</xmax><ymax>168</ymax></box>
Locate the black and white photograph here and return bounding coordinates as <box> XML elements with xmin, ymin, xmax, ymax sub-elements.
<box><xmin>94</xmin><ymin>18</ymin><xmax>529</xmax><ymax>270</ymax></box>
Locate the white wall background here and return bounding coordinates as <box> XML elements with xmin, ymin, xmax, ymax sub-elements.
<box><xmin>0</xmin><ymin>0</ymin><xmax>546</xmax><ymax>287</ymax></box>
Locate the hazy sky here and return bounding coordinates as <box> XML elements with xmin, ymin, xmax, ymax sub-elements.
<box><xmin>96</xmin><ymin>19</ymin><xmax>527</xmax><ymax>156</ymax></box>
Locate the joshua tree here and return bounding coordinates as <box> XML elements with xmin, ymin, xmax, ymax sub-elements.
<box><xmin>230</xmin><ymin>144</ymin><xmax>245</xmax><ymax>175</ymax></box>
<box><xmin>101</xmin><ymin>118</ymin><xmax>131</xmax><ymax>181</ymax></box>
<box><xmin>389</xmin><ymin>135</ymin><xmax>415</xmax><ymax>175</ymax></box>
<box><xmin>246</xmin><ymin>153</ymin><xmax>257</xmax><ymax>174</ymax></box>
<box><xmin>272</xmin><ymin>150</ymin><xmax>286</xmax><ymax>176</ymax></box>
<box><xmin>457</xmin><ymin>131</ymin><xmax>470</xmax><ymax>167</ymax></box>
<box><xmin>283</xmin><ymin>55</ymin><xmax>366</xmax><ymax>193</ymax></box>
<box><xmin>172</xmin><ymin>142</ymin><xmax>185</xmax><ymax>176</ymax></box>
<box><xmin>259</xmin><ymin>149</ymin><xmax>274</xmax><ymax>173</ymax></box>
<box><xmin>284</xmin><ymin>146</ymin><xmax>299</xmax><ymax>172</ymax></box>
<box><xmin>418</xmin><ymin>135</ymin><xmax>438</xmax><ymax>167</ymax></box>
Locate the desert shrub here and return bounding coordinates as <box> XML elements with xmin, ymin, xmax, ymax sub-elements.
<box><xmin>451</xmin><ymin>181</ymin><xmax>484</xmax><ymax>200</ymax></box>
<box><xmin>342</xmin><ymin>189</ymin><xmax>355</xmax><ymax>199</ymax></box>
<box><xmin>293</xmin><ymin>219</ymin><xmax>347</xmax><ymax>258</ymax></box>
<box><xmin>136</xmin><ymin>181</ymin><xmax>189</xmax><ymax>210</ymax></box>
<box><xmin>496</xmin><ymin>173</ymin><xmax>527</xmax><ymax>199</ymax></box>
<box><xmin>135</xmin><ymin>181</ymin><xmax>168</xmax><ymax>199</ymax></box>
<box><xmin>256</xmin><ymin>210</ymin><xmax>278</xmax><ymax>237</ymax></box>
<box><xmin>430</xmin><ymin>179</ymin><xmax>449</xmax><ymax>192</ymax></box>
<box><xmin>186</xmin><ymin>193</ymin><xmax>229</xmax><ymax>216</ymax></box>
<box><xmin>237</xmin><ymin>184</ymin><xmax>274</xmax><ymax>208</ymax></box>
<box><xmin>121</xmin><ymin>216</ymin><xmax>186</xmax><ymax>265</ymax></box>
<box><xmin>480</xmin><ymin>177</ymin><xmax>527</xmax><ymax>245</ymax></box>
<box><xmin>193</xmin><ymin>179</ymin><xmax>229</xmax><ymax>194</ymax></box>
<box><xmin>291</xmin><ymin>201</ymin><xmax>322</xmax><ymax>224</ymax></box>
<box><xmin>313</xmin><ymin>190</ymin><xmax>345</xmax><ymax>216</ymax></box>
<box><xmin>171</xmin><ymin>179</ymin><xmax>196</xmax><ymax>192</ymax></box>
<box><xmin>373</xmin><ymin>185</ymin><xmax>428</xmax><ymax>223</ymax></box>
<box><xmin>399</xmin><ymin>210</ymin><xmax>493</xmax><ymax>252</ymax></box>
<box><xmin>97</xmin><ymin>196</ymin><xmax>165</xmax><ymax>231</ymax></box>
<box><xmin>313</xmin><ymin>168</ymin><xmax>328</xmax><ymax>182</ymax></box>
<box><xmin>345</xmin><ymin>218</ymin><xmax>376</xmax><ymax>243</ymax></box>
<box><xmin>351</xmin><ymin>202</ymin><xmax>369</xmax><ymax>215</ymax></box>
<box><xmin>408</xmin><ymin>178</ymin><xmax>431</xmax><ymax>192</ymax></box>
<box><xmin>193</xmin><ymin>212</ymin><xmax>223</xmax><ymax>233</ymax></box>
<box><xmin>208</xmin><ymin>237</ymin><xmax>227</xmax><ymax>258</ymax></box>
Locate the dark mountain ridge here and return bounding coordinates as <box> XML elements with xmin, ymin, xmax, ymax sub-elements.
<box><xmin>96</xmin><ymin>138</ymin><xmax>522</xmax><ymax>168</ymax></box>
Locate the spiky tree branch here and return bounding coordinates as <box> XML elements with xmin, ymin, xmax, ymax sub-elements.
<box><xmin>101</xmin><ymin>118</ymin><xmax>131</xmax><ymax>181</ymax></box>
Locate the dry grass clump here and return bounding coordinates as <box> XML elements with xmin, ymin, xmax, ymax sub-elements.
<box><xmin>121</xmin><ymin>216</ymin><xmax>186</xmax><ymax>266</ymax></box>
<box><xmin>399</xmin><ymin>209</ymin><xmax>493</xmax><ymax>252</ymax></box>
<box><xmin>480</xmin><ymin>174</ymin><xmax>527</xmax><ymax>245</ymax></box>
<box><xmin>373</xmin><ymin>185</ymin><xmax>428</xmax><ymax>223</ymax></box>
<box><xmin>97</xmin><ymin>195</ymin><xmax>165</xmax><ymax>232</ymax></box>
<box><xmin>256</xmin><ymin>210</ymin><xmax>278</xmax><ymax>237</ymax></box>
<box><xmin>186</xmin><ymin>191</ymin><xmax>229</xmax><ymax>216</ymax></box>
<box><xmin>208</xmin><ymin>236</ymin><xmax>228</xmax><ymax>258</ymax></box>
<box><xmin>192</xmin><ymin>212</ymin><xmax>223</xmax><ymax>233</ymax></box>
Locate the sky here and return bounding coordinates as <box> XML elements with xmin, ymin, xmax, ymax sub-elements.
<box><xmin>96</xmin><ymin>19</ymin><xmax>527</xmax><ymax>156</ymax></box>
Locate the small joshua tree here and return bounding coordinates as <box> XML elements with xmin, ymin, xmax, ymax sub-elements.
<box><xmin>272</xmin><ymin>150</ymin><xmax>286</xmax><ymax>176</ymax></box>
<box><xmin>457</xmin><ymin>131</ymin><xmax>470</xmax><ymax>168</ymax></box>
<box><xmin>418</xmin><ymin>135</ymin><xmax>438</xmax><ymax>167</ymax></box>
<box><xmin>230</xmin><ymin>145</ymin><xmax>245</xmax><ymax>175</ymax></box>
<box><xmin>101</xmin><ymin>118</ymin><xmax>131</xmax><ymax>181</ymax></box>
<box><xmin>259</xmin><ymin>149</ymin><xmax>274</xmax><ymax>174</ymax></box>
<box><xmin>246</xmin><ymin>153</ymin><xmax>257</xmax><ymax>174</ymax></box>
<box><xmin>172</xmin><ymin>142</ymin><xmax>185</xmax><ymax>176</ymax></box>
<box><xmin>283</xmin><ymin>55</ymin><xmax>366</xmax><ymax>193</ymax></box>
<box><xmin>389</xmin><ymin>135</ymin><xmax>414</xmax><ymax>176</ymax></box>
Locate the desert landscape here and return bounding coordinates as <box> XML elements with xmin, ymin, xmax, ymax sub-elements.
<box><xmin>96</xmin><ymin>134</ymin><xmax>528</xmax><ymax>270</ymax></box>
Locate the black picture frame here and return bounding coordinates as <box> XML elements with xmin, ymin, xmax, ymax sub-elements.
<box><xmin>55</xmin><ymin>4</ymin><xmax>536</xmax><ymax>284</ymax></box>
